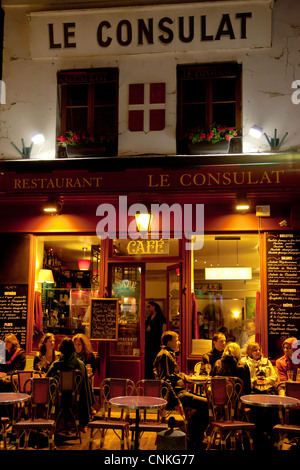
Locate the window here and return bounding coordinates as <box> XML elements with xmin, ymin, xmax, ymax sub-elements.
<box><xmin>191</xmin><ymin>234</ymin><xmax>259</xmax><ymax>354</ymax></box>
<box><xmin>57</xmin><ymin>68</ymin><xmax>119</xmax><ymax>156</ymax></box>
<box><xmin>177</xmin><ymin>63</ymin><xmax>242</xmax><ymax>153</ymax></box>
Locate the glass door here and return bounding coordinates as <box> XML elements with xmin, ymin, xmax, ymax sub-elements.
<box><xmin>167</xmin><ymin>264</ymin><xmax>181</xmax><ymax>334</ymax></box>
<box><xmin>108</xmin><ymin>264</ymin><xmax>145</xmax><ymax>382</ymax></box>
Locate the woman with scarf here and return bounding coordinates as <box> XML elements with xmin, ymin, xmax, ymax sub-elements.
<box><xmin>276</xmin><ymin>337</ymin><xmax>300</xmax><ymax>381</ymax></box>
<box><xmin>241</xmin><ymin>342</ymin><xmax>277</xmax><ymax>394</ymax></box>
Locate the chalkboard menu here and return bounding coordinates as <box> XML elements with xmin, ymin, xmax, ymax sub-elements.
<box><xmin>90</xmin><ymin>298</ymin><xmax>119</xmax><ymax>341</ymax></box>
<box><xmin>0</xmin><ymin>284</ymin><xmax>28</xmax><ymax>349</ymax></box>
<box><xmin>266</xmin><ymin>233</ymin><xmax>300</xmax><ymax>359</ymax></box>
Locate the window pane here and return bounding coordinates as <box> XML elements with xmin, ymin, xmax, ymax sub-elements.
<box><xmin>94</xmin><ymin>82</ymin><xmax>117</xmax><ymax>105</ymax></box>
<box><xmin>213</xmin><ymin>103</ymin><xmax>236</xmax><ymax>127</ymax></box>
<box><xmin>66</xmin><ymin>84</ymin><xmax>88</xmax><ymax>106</ymax></box>
<box><xmin>213</xmin><ymin>78</ymin><xmax>236</xmax><ymax>102</ymax></box>
<box><xmin>191</xmin><ymin>234</ymin><xmax>260</xmax><ymax>353</ymax></box>
<box><xmin>182</xmin><ymin>80</ymin><xmax>206</xmax><ymax>103</ymax></box>
<box><xmin>182</xmin><ymin>103</ymin><xmax>206</xmax><ymax>130</ymax></box>
<box><xmin>66</xmin><ymin>108</ymin><xmax>88</xmax><ymax>131</ymax></box>
<box><xmin>94</xmin><ymin>107</ymin><xmax>117</xmax><ymax>136</ymax></box>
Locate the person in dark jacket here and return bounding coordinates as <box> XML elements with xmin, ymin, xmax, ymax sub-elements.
<box><xmin>145</xmin><ymin>301</ymin><xmax>166</xmax><ymax>379</ymax></box>
<box><xmin>200</xmin><ymin>333</ymin><xmax>226</xmax><ymax>375</ymax></box>
<box><xmin>47</xmin><ymin>337</ymin><xmax>95</xmax><ymax>430</ymax></box>
<box><xmin>212</xmin><ymin>341</ymin><xmax>251</xmax><ymax>394</ymax></box>
<box><xmin>153</xmin><ymin>330</ymin><xmax>208</xmax><ymax>448</ymax></box>
<box><xmin>0</xmin><ymin>333</ymin><xmax>26</xmax><ymax>374</ymax></box>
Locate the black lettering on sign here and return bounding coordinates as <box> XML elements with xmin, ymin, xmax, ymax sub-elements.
<box><xmin>266</xmin><ymin>233</ymin><xmax>300</xmax><ymax>359</ymax></box>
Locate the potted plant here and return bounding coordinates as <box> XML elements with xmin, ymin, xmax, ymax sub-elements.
<box><xmin>187</xmin><ymin>124</ymin><xmax>238</xmax><ymax>154</ymax></box>
<box><xmin>57</xmin><ymin>131</ymin><xmax>110</xmax><ymax>157</ymax></box>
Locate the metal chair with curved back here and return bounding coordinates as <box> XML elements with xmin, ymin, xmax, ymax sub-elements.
<box><xmin>13</xmin><ymin>376</ymin><xmax>58</xmax><ymax>450</ymax></box>
<box><xmin>10</xmin><ymin>370</ymin><xmax>41</xmax><ymax>423</ymax></box>
<box><xmin>88</xmin><ymin>377</ymin><xmax>135</xmax><ymax>450</ymax></box>
<box><xmin>274</xmin><ymin>381</ymin><xmax>300</xmax><ymax>449</ymax></box>
<box><xmin>53</xmin><ymin>369</ymin><xmax>84</xmax><ymax>443</ymax></box>
<box><xmin>129</xmin><ymin>379</ymin><xmax>170</xmax><ymax>449</ymax></box>
<box><xmin>204</xmin><ymin>376</ymin><xmax>256</xmax><ymax>450</ymax></box>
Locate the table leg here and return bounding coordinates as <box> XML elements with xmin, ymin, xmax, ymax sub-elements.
<box><xmin>134</xmin><ymin>409</ymin><xmax>140</xmax><ymax>451</ymax></box>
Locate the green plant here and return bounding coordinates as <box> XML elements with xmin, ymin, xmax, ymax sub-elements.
<box><xmin>57</xmin><ymin>131</ymin><xmax>109</xmax><ymax>147</ymax></box>
<box><xmin>187</xmin><ymin>124</ymin><xmax>238</xmax><ymax>144</ymax></box>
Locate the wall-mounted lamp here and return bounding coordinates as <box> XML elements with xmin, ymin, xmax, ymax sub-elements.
<box><xmin>236</xmin><ymin>197</ymin><xmax>250</xmax><ymax>212</ymax></box>
<box><xmin>249</xmin><ymin>125</ymin><xmax>288</xmax><ymax>150</ymax></box>
<box><xmin>42</xmin><ymin>197</ymin><xmax>63</xmax><ymax>215</ymax></box>
<box><xmin>78</xmin><ymin>247</ymin><xmax>91</xmax><ymax>271</ymax></box>
<box><xmin>249</xmin><ymin>125</ymin><xmax>263</xmax><ymax>138</ymax></box>
<box><xmin>135</xmin><ymin>210</ymin><xmax>152</xmax><ymax>233</ymax></box>
<box><xmin>36</xmin><ymin>269</ymin><xmax>55</xmax><ymax>284</ymax></box>
<box><xmin>11</xmin><ymin>133</ymin><xmax>45</xmax><ymax>159</ymax></box>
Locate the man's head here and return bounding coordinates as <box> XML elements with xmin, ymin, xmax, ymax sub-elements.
<box><xmin>212</xmin><ymin>333</ymin><xmax>226</xmax><ymax>352</ymax></box>
<box><xmin>161</xmin><ymin>330</ymin><xmax>180</xmax><ymax>353</ymax></box>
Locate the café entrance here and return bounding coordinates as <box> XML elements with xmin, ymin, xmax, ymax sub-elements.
<box><xmin>108</xmin><ymin>260</ymin><xmax>182</xmax><ymax>383</ymax></box>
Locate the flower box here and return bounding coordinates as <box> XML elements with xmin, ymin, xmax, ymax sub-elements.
<box><xmin>66</xmin><ymin>144</ymin><xmax>106</xmax><ymax>158</ymax></box>
<box><xmin>189</xmin><ymin>140</ymin><xmax>230</xmax><ymax>155</ymax></box>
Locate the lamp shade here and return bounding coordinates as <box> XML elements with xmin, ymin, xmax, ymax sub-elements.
<box><xmin>78</xmin><ymin>259</ymin><xmax>91</xmax><ymax>271</ymax></box>
<box><xmin>135</xmin><ymin>212</ymin><xmax>152</xmax><ymax>232</ymax></box>
<box><xmin>37</xmin><ymin>269</ymin><xmax>55</xmax><ymax>283</ymax></box>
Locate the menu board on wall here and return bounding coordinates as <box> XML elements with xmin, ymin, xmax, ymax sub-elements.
<box><xmin>0</xmin><ymin>284</ymin><xmax>28</xmax><ymax>349</ymax></box>
<box><xmin>266</xmin><ymin>233</ymin><xmax>300</xmax><ymax>359</ymax></box>
<box><xmin>90</xmin><ymin>298</ymin><xmax>119</xmax><ymax>341</ymax></box>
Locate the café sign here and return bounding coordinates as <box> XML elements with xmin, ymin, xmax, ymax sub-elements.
<box><xmin>29</xmin><ymin>1</ymin><xmax>272</xmax><ymax>58</ymax></box>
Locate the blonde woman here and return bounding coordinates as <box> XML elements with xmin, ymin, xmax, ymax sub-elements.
<box><xmin>0</xmin><ymin>333</ymin><xmax>26</xmax><ymax>373</ymax></box>
<box><xmin>211</xmin><ymin>342</ymin><xmax>251</xmax><ymax>394</ymax></box>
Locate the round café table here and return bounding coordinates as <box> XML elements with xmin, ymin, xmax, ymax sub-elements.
<box><xmin>240</xmin><ymin>394</ymin><xmax>300</xmax><ymax>409</ymax></box>
<box><xmin>109</xmin><ymin>396</ymin><xmax>167</xmax><ymax>451</ymax></box>
<box><xmin>189</xmin><ymin>374</ymin><xmax>209</xmax><ymax>395</ymax></box>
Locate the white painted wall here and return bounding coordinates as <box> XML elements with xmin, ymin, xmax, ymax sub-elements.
<box><xmin>0</xmin><ymin>0</ymin><xmax>299</xmax><ymax>159</ymax></box>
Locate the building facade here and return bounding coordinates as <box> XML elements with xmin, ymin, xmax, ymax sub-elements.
<box><xmin>0</xmin><ymin>0</ymin><xmax>299</xmax><ymax>383</ymax></box>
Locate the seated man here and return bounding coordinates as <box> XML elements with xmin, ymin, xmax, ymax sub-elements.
<box><xmin>153</xmin><ymin>330</ymin><xmax>208</xmax><ymax>448</ymax></box>
<box><xmin>200</xmin><ymin>332</ymin><xmax>226</xmax><ymax>374</ymax></box>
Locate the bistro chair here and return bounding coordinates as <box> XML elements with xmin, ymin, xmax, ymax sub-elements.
<box><xmin>53</xmin><ymin>369</ymin><xmax>84</xmax><ymax>444</ymax></box>
<box><xmin>129</xmin><ymin>379</ymin><xmax>170</xmax><ymax>449</ymax></box>
<box><xmin>87</xmin><ymin>377</ymin><xmax>135</xmax><ymax>450</ymax></box>
<box><xmin>13</xmin><ymin>377</ymin><xmax>58</xmax><ymax>450</ymax></box>
<box><xmin>274</xmin><ymin>381</ymin><xmax>300</xmax><ymax>449</ymax></box>
<box><xmin>0</xmin><ymin>417</ymin><xmax>11</xmax><ymax>450</ymax></box>
<box><xmin>10</xmin><ymin>370</ymin><xmax>41</xmax><ymax>423</ymax></box>
<box><xmin>204</xmin><ymin>376</ymin><xmax>256</xmax><ymax>450</ymax></box>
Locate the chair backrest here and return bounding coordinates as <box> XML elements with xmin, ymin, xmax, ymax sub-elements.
<box><xmin>12</xmin><ymin>371</ymin><xmax>34</xmax><ymax>393</ymax></box>
<box><xmin>194</xmin><ymin>362</ymin><xmax>202</xmax><ymax>376</ymax></box>
<box><xmin>54</xmin><ymin>369</ymin><xmax>83</xmax><ymax>408</ymax></box>
<box><xmin>24</xmin><ymin>377</ymin><xmax>58</xmax><ymax>420</ymax></box>
<box><xmin>100</xmin><ymin>378</ymin><xmax>135</xmax><ymax>419</ymax></box>
<box><xmin>135</xmin><ymin>379</ymin><xmax>170</xmax><ymax>399</ymax></box>
<box><xmin>204</xmin><ymin>376</ymin><xmax>244</xmax><ymax>422</ymax></box>
<box><xmin>285</xmin><ymin>381</ymin><xmax>300</xmax><ymax>400</ymax></box>
<box><xmin>135</xmin><ymin>379</ymin><xmax>170</xmax><ymax>422</ymax></box>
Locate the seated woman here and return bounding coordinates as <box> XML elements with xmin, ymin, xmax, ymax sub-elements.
<box><xmin>73</xmin><ymin>333</ymin><xmax>96</xmax><ymax>374</ymax></box>
<box><xmin>47</xmin><ymin>337</ymin><xmax>95</xmax><ymax>431</ymax></box>
<box><xmin>212</xmin><ymin>341</ymin><xmax>251</xmax><ymax>394</ymax></box>
<box><xmin>241</xmin><ymin>342</ymin><xmax>277</xmax><ymax>394</ymax></box>
<box><xmin>33</xmin><ymin>333</ymin><xmax>60</xmax><ymax>373</ymax></box>
<box><xmin>0</xmin><ymin>333</ymin><xmax>26</xmax><ymax>374</ymax></box>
